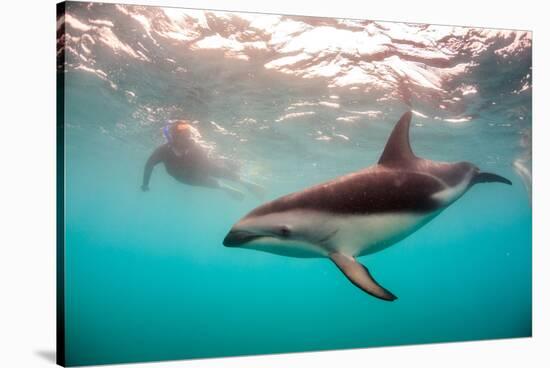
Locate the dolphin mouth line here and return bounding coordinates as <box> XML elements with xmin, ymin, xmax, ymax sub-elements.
<box><xmin>223</xmin><ymin>230</ymin><xmax>265</xmax><ymax>247</ymax></box>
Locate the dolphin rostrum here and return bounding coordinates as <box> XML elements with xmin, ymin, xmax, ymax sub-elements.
<box><xmin>223</xmin><ymin>111</ymin><xmax>511</xmax><ymax>301</ymax></box>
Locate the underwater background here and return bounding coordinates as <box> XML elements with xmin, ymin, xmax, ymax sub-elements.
<box><xmin>58</xmin><ymin>2</ymin><xmax>532</xmax><ymax>366</ymax></box>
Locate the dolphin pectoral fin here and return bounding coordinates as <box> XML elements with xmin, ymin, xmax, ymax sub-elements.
<box><xmin>329</xmin><ymin>253</ymin><xmax>397</xmax><ymax>301</ymax></box>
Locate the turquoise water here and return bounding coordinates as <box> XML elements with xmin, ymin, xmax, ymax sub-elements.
<box><xmin>60</xmin><ymin>2</ymin><xmax>532</xmax><ymax>366</ymax></box>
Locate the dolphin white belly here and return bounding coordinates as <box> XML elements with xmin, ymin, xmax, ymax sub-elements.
<box><xmin>332</xmin><ymin>212</ymin><xmax>439</xmax><ymax>257</ymax></box>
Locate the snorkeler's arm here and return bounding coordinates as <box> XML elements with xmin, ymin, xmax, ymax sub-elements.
<box><xmin>141</xmin><ymin>145</ymin><xmax>167</xmax><ymax>191</ymax></box>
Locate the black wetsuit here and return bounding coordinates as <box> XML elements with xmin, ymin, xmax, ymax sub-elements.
<box><xmin>142</xmin><ymin>143</ymin><xmax>239</xmax><ymax>189</ymax></box>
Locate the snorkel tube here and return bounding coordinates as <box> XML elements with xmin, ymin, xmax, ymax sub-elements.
<box><xmin>162</xmin><ymin>125</ymin><xmax>173</xmax><ymax>145</ymax></box>
<box><xmin>162</xmin><ymin>123</ymin><xmax>182</xmax><ymax>156</ymax></box>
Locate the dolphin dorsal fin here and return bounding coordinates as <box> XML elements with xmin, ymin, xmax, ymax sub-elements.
<box><xmin>378</xmin><ymin>111</ymin><xmax>416</xmax><ymax>166</ymax></box>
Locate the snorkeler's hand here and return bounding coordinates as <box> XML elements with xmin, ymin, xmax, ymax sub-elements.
<box><xmin>141</xmin><ymin>184</ymin><xmax>150</xmax><ymax>192</ymax></box>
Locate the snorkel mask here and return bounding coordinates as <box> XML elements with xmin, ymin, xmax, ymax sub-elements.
<box><xmin>164</xmin><ymin>121</ymin><xmax>192</xmax><ymax>156</ymax></box>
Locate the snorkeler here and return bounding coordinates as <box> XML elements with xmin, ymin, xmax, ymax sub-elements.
<box><xmin>141</xmin><ymin>120</ymin><xmax>264</xmax><ymax>200</ymax></box>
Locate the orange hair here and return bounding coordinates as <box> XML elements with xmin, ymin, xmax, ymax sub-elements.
<box><xmin>174</xmin><ymin>120</ymin><xmax>191</xmax><ymax>131</ymax></box>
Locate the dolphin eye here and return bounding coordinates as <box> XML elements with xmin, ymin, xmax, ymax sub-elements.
<box><xmin>279</xmin><ymin>226</ymin><xmax>291</xmax><ymax>237</ymax></box>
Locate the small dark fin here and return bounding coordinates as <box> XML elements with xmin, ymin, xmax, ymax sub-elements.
<box><xmin>378</xmin><ymin>111</ymin><xmax>416</xmax><ymax>166</ymax></box>
<box><xmin>473</xmin><ymin>172</ymin><xmax>512</xmax><ymax>186</ymax></box>
<box><xmin>329</xmin><ymin>253</ymin><xmax>397</xmax><ymax>301</ymax></box>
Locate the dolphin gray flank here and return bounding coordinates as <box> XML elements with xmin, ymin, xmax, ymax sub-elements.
<box><xmin>223</xmin><ymin>111</ymin><xmax>512</xmax><ymax>301</ymax></box>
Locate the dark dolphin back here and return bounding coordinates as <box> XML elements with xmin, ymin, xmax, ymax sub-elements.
<box><xmin>247</xmin><ymin>168</ymin><xmax>447</xmax><ymax>217</ymax></box>
<box><xmin>245</xmin><ymin>111</ymin><xmax>473</xmax><ymax>218</ymax></box>
<box><xmin>412</xmin><ymin>160</ymin><xmax>475</xmax><ymax>187</ymax></box>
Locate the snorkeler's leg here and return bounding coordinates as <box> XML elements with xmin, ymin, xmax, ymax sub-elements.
<box><xmin>219</xmin><ymin>182</ymin><xmax>246</xmax><ymax>201</ymax></box>
<box><xmin>198</xmin><ymin>175</ymin><xmax>245</xmax><ymax>201</ymax></box>
<box><xmin>211</xmin><ymin>164</ymin><xmax>266</xmax><ymax>200</ymax></box>
<box><xmin>236</xmin><ymin>177</ymin><xmax>266</xmax><ymax>200</ymax></box>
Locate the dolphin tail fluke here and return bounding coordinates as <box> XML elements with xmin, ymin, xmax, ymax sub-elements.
<box><xmin>473</xmin><ymin>172</ymin><xmax>512</xmax><ymax>186</ymax></box>
<box><xmin>329</xmin><ymin>253</ymin><xmax>397</xmax><ymax>301</ymax></box>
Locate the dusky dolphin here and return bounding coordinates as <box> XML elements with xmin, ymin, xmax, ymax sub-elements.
<box><xmin>223</xmin><ymin>111</ymin><xmax>511</xmax><ymax>301</ymax></box>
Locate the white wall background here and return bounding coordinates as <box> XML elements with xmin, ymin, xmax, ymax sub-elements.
<box><xmin>0</xmin><ymin>0</ymin><xmax>548</xmax><ymax>367</ymax></box>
